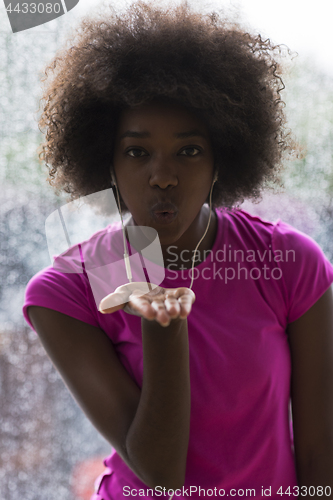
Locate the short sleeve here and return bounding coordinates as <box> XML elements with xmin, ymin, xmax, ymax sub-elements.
<box><xmin>272</xmin><ymin>220</ymin><xmax>333</xmax><ymax>323</ymax></box>
<box><xmin>23</xmin><ymin>265</ymin><xmax>99</xmax><ymax>332</ymax></box>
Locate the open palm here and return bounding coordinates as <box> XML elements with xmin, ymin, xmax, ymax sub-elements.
<box><xmin>99</xmin><ymin>282</ymin><xmax>196</xmax><ymax>327</ymax></box>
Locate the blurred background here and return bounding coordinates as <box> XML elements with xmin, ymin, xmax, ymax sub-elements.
<box><xmin>0</xmin><ymin>0</ymin><xmax>332</xmax><ymax>498</ymax></box>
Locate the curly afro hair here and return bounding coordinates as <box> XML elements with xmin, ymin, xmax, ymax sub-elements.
<box><xmin>38</xmin><ymin>0</ymin><xmax>298</xmax><ymax>212</ymax></box>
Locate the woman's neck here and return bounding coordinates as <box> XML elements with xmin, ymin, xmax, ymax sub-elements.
<box><xmin>162</xmin><ymin>205</ymin><xmax>217</xmax><ymax>270</ymax></box>
<box><xmin>124</xmin><ymin>205</ymin><xmax>218</xmax><ymax>271</ymax></box>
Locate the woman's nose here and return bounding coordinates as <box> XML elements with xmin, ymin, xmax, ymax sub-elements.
<box><xmin>148</xmin><ymin>154</ymin><xmax>179</xmax><ymax>189</ymax></box>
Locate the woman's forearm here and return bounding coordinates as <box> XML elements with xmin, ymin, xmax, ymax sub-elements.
<box><xmin>125</xmin><ymin>316</ymin><xmax>191</xmax><ymax>490</ymax></box>
<box><xmin>295</xmin><ymin>444</ymin><xmax>333</xmax><ymax>499</ymax></box>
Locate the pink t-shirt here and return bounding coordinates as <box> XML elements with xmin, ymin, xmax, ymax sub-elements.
<box><xmin>23</xmin><ymin>208</ymin><xmax>333</xmax><ymax>499</ymax></box>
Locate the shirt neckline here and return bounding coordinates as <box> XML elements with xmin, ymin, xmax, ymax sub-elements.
<box><xmin>162</xmin><ymin>207</ymin><xmax>225</xmax><ymax>284</ymax></box>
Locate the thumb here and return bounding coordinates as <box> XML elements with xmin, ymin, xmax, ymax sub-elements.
<box><xmin>99</xmin><ymin>289</ymin><xmax>130</xmax><ymax>314</ymax></box>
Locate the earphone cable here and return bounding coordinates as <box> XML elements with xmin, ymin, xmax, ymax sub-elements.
<box><xmin>112</xmin><ymin>173</ymin><xmax>133</xmax><ymax>282</ymax></box>
<box><xmin>188</xmin><ymin>177</ymin><xmax>215</xmax><ymax>290</ymax></box>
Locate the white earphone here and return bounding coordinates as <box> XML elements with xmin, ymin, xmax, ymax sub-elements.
<box><xmin>110</xmin><ymin>169</ymin><xmax>133</xmax><ymax>282</ymax></box>
<box><xmin>110</xmin><ymin>170</ymin><xmax>116</xmax><ymax>187</ymax></box>
<box><xmin>188</xmin><ymin>169</ymin><xmax>217</xmax><ymax>288</ymax></box>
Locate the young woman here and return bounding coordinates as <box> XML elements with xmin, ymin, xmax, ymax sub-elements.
<box><xmin>23</xmin><ymin>1</ymin><xmax>333</xmax><ymax>498</ymax></box>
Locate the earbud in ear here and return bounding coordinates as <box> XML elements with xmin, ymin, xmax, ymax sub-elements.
<box><xmin>110</xmin><ymin>170</ymin><xmax>117</xmax><ymax>187</ymax></box>
<box><xmin>213</xmin><ymin>171</ymin><xmax>218</xmax><ymax>183</ymax></box>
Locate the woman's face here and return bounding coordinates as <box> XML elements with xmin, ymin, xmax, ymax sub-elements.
<box><xmin>112</xmin><ymin>100</ymin><xmax>215</xmax><ymax>248</ymax></box>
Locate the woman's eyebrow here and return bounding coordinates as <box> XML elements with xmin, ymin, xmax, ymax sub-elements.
<box><xmin>119</xmin><ymin>129</ymin><xmax>208</xmax><ymax>140</ymax></box>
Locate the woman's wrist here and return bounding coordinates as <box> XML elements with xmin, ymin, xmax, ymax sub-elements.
<box><xmin>141</xmin><ymin>315</ymin><xmax>187</xmax><ymax>334</ymax></box>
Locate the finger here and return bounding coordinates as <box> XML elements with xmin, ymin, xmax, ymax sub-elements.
<box><xmin>123</xmin><ymin>302</ymin><xmax>146</xmax><ymax>317</ymax></box>
<box><xmin>128</xmin><ymin>294</ymin><xmax>157</xmax><ymax>320</ymax></box>
<box><xmin>164</xmin><ymin>296</ymin><xmax>181</xmax><ymax>318</ymax></box>
<box><xmin>165</xmin><ymin>288</ymin><xmax>195</xmax><ymax>318</ymax></box>
<box><xmin>168</xmin><ymin>287</ymin><xmax>196</xmax><ymax>303</ymax></box>
<box><xmin>177</xmin><ymin>294</ymin><xmax>195</xmax><ymax>318</ymax></box>
<box><xmin>99</xmin><ymin>282</ymin><xmax>155</xmax><ymax>314</ymax></box>
<box><xmin>151</xmin><ymin>300</ymin><xmax>171</xmax><ymax>326</ymax></box>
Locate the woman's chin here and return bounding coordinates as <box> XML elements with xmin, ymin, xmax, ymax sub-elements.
<box><xmin>125</xmin><ymin>213</ymin><xmax>187</xmax><ymax>248</ymax></box>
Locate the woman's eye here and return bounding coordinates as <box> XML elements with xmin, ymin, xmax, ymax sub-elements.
<box><xmin>180</xmin><ymin>147</ymin><xmax>201</xmax><ymax>156</ymax></box>
<box><xmin>126</xmin><ymin>148</ymin><xmax>146</xmax><ymax>157</ymax></box>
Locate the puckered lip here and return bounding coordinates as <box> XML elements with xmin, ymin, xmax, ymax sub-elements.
<box><xmin>150</xmin><ymin>201</ymin><xmax>178</xmax><ymax>214</ymax></box>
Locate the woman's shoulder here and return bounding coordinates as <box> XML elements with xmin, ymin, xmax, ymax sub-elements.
<box><xmin>216</xmin><ymin>206</ymin><xmax>319</xmax><ymax>248</ymax></box>
<box><xmin>22</xmin><ymin>223</ymin><xmax>112</xmax><ymax>332</ymax></box>
<box><xmin>23</xmin><ymin>219</ymin><xmax>128</xmax><ymax>332</ymax></box>
<box><xmin>216</xmin><ymin>207</ymin><xmax>333</xmax><ymax>323</ymax></box>
<box><xmin>217</xmin><ymin>206</ymin><xmax>276</xmax><ymax>232</ymax></box>
<box><xmin>217</xmin><ymin>206</ymin><xmax>333</xmax><ymax>273</ymax></box>
<box><xmin>216</xmin><ymin>207</ymin><xmax>279</xmax><ymax>250</ymax></box>
<box><xmin>23</xmin><ymin>263</ymin><xmax>99</xmax><ymax>332</ymax></box>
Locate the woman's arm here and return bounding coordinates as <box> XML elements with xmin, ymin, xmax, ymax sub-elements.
<box><xmin>28</xmin><ymin>306</ymin><xmax>190</xmax><ymax>490</ymax></box>
<box><xmin>127</xmin><ymin>316</ymin><xmax>190</xmax><ymax>489</ymax></box>
<box><xmin>287</xmin><ymin>284</ymin><xmax>333</xmax><ymax>497</ymax></box>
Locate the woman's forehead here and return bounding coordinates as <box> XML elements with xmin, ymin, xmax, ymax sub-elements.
<box><xmin>116</xmin><ymin>100</ymin><xmax>210</xmax><ymax>135</ymax></box>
